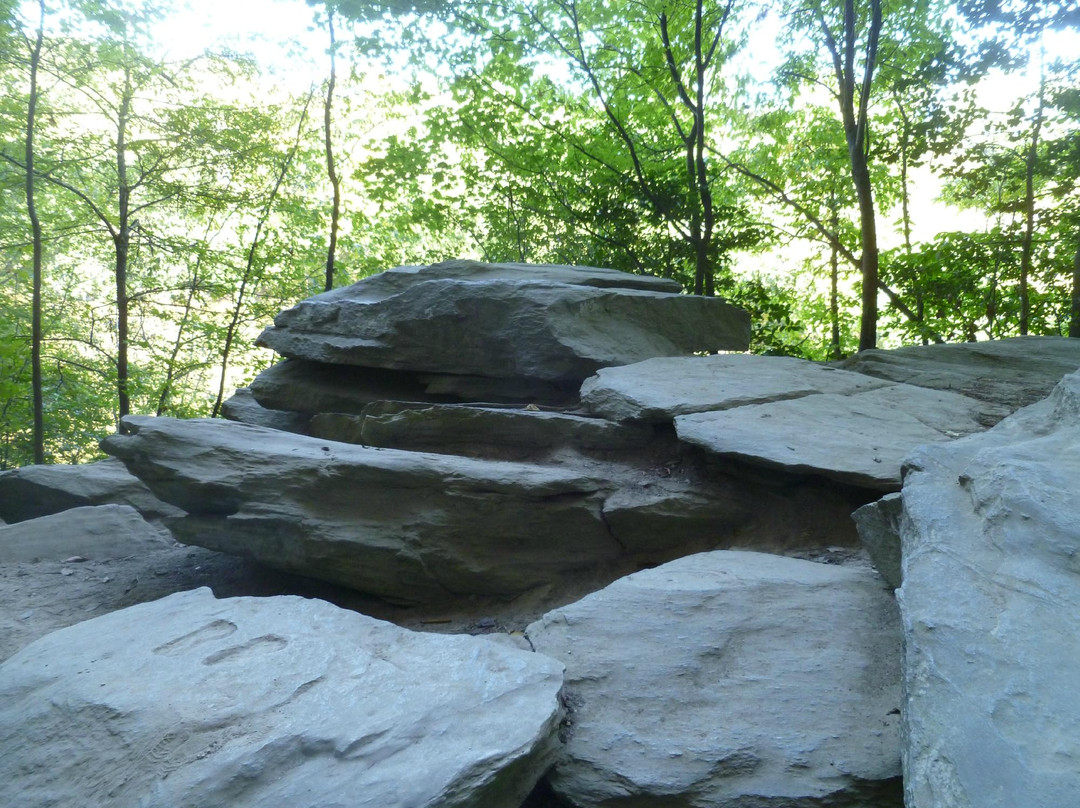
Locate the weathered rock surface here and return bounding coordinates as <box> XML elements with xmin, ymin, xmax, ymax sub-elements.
<box><xmin>897</xmin><ymin>370</ymin><xmax>1080</xmax><ymax>807</ymax></box>
<box><xmin>257</xmin><ymin>260</ymin><xmax>750</xmax><ymax>384</ymax></box>
<box><xmin>101</xmin><ymin>416</ymin><xmax>626</xmax><ymax>603</ymax></box>
<box><xmin>0</xmin><ymin>504</ymin><xmax>173</xmax><ymax>563</ymax></box>
<box><xmin>0</xmin><ymin>587</ymin><xmax>565</xmax><ymax>808</ymax></box>
<box><xmin>527</xmin><ymin>550</ymin><xmax>903</xmax><ymax>807</ymax></box>
<box><xmin>838</xmin><ymin>335</ymin><xmax>1080</xmax><ymax>416</ymax></box>
<box><xmin>581</xmin><ymin>353</ymin><xmax>890</xmax><ymax>422</ymax></box>
<box><xmin>852</xmin><ymin>492</ymin><xmax>903</xmax><ymax>589</ymax></box>
<box><xmin>675</xmin><ymin>383</ymin><xmax>997</xmax><ymax>491</ymax></box>
<box><xmin>0</xmin><ymin>457</ymin><xmax>182</xmax><ymax>523</ymax></box>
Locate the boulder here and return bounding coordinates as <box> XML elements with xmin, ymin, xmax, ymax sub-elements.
<box><xmin>852</xmin><ymin>492</ymin><xmax>903</xmax><ymax>589</ymax></box>
<box><xmin>0</xmin><ymin>504</ymin><xmax>173</xmax><ymax>562</ymax></box>
<box><xmin>0</xmin><ymin>587</ymin><xmax>565</xmax><ymax>808</ymax></box>
<box><xmin>897</xmin><ymin>370</ymin><xmax>1080</xmax><ymax>807</ymax></box>
<box><xmin>837</xmin><ymin>335</ymin><xmax>1080</xmax><ymax>416</ymax></box>
<box><xmin>526</xmin><ymin>550</ymin><xmax>903</xmax><ymax>807</ymax></box>
<box><xmin>101</xmin><ymin>415</ymin><xmax>624</xmax><ymax>604</ymax></box>
<box><xmin>256</xmin><ymin>260</ymin><xmax>750</xmax><ymax>384</ymax></box>
<box><xmin>674</xmin><ymin>383</ymin><xmax>997</xmax><ymax>492</ymax></box>
<box><xmin>581</xmin><ymin>353</ymin><xmax>890</xmax><ymax>422</ymax></box>
<box><xmin>0</xmin><ymin>457</ymin><xmax>182</xmax><ymax>523</ymax></box>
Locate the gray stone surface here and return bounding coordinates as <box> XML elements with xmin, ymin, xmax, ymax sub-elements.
<box><xmin>838</xmin><ymin>335</ymin><xmax>1080</xmax><ymax>416</ymax></box>
<box><xmin>675</xmin><ymin>384</ymin><xmax>996</xmax><ymax>491</ymax></box>
<box><xmin>311</xmin><ymin>403</ymin><xmax>654</xmax><ymax>459</ymax></box>
<box><xmin>257</xmin><ymin>260</ymin><xmax>750</xmax><ymax>383</ymax></box>
<box><xmin>852</xmin><ymin>492</ymin><xmax>903</xmax><ymax>589</ymax></box>
<box><xmin>897</xmin><ymin>370</ymin><xmax>1080</xmax><ymax>808</ymax></box>
<box><xmin>0</xmin><ymin>457</ymin><xmax>182</xmax><ymax>523</ymax></box>
<box><xmin>0</xmin><ymin>504</ymin><xmax>173</xmax><ymax>562</ymax></box>
<box><xmin>581</xmin><ymin>353</ymin><xmax>889</xmax><ymax>422</ymax></box>
<box><xmin>221</xmin><ymin>387</ymin><xmax>311</xmax><ymax>433</ymax></box>
<box><xmin>101</xmin><ymin>415</ymin><xmax>623</xmax><ymax>604</ymax></box>
<box><xmin>527</xmin><ymin>550</ymin><xmax>903</xmax><ymax>807</ymax></box>
<box><xmin>0</xmin><ymin>587</ymin><xmax>565</xmax><ymax>808</ymax></box>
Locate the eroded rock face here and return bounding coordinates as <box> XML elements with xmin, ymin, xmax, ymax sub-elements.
<box><xmin>527</xmin><ymin>550</ymin><xmax>903</xmax><ymax>808</ymax></box>
<box><xmin>0</xmin><ymin>587</ymin><xmax>565</xmax><ymax>808</ymax></box>
<box><xmin>101</xmin><ymin>416</ymin><xmax>621</xmax><ymax>604</ymax></box>
<box><xmin>898</xmin><ymin>370</ymin><xmax>1080</xmax><ymax>807</ymax></box>
<box><xmin>256</xmin><ymin>260</ymin><xmax>750</xmax><ymax>385</ymax></box>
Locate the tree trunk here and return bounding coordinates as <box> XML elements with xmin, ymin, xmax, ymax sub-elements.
<box><xmin>1070</xmin><ymin>234</ymin><xmax>1080</xmax><ymax>338</ymax></box>
<box><xmin>818</xmin><ymin>0</ymin><xmax>882</xmax><ymax>351</ymax></box>
<box><xmin>1019</xmin><ymin>70</ymin><xmax>1044</xmax><ymax>336</ymax></box>
<box><xmin>114</xmin><ymin>66</ymin><xmax>134</xmax><ymax>425</ymax></box>
<box><xmin>323</xmin><ymin>7</ymin><xmax>341</xmax><ymax>293</ymax></box>
<box><xmin>25</xmin><ymin>0</ymin><xmax>45</xmax><ymax>464</ymax></box>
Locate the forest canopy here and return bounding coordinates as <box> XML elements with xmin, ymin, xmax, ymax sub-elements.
<box><xmin>1</xmin><ymin>0</ymin><xmax>1078</xmax><ymax>467</ymax></box>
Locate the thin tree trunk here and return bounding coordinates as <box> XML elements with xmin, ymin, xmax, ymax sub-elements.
<box><xmin>818</xmin><ymin>0</ymin><xmax>882</xmax><ymax>351</ymax></box>
<box><xmin>1070</xmin><ymin>234</ymin><xmax>1080</xmax><ymax>338</ymax></box>
<box><xmin>323</xmin><ymin>7</ymin><xmax>341</xmax><ymax>292</ymax></box>
<box><xmin>114</xmin><ymin>65</ymin><xmax>134</xmax><ymax>425</ymax></box>
<box><xmin>212</xmin><ymin>91</ymin><xmax>314</xmax><ymax>418</ymax></box>
<box><xmin>25</xmin><ymin>0</ymin><xmax>46</xmax><ymax>464</ymax></box>
<box><xmin>1019</xmin><ymin>63</ymin><xmax>1045</xmax><ymax>336</ymax></box>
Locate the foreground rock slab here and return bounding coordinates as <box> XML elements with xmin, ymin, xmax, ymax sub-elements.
<box><xmin>102</xmin><ymin>415</ymin><xmax>623</xmax><ymax>603</ymax></box>
<box><xmin>0</xmin><ymin>504</ymin><xmax>172</xmax><ymax>563</ymax></box>
<box><xmin>257</xmin><ymin>260</ymin><xmax>750</xmax><ymax>384</ymax></box>
<box><xmin>898</xmin><ymin>370</ymin><xmax>1080</xmax><ymax>807</ymax></box>
<box><xmin>527</xmin><ymin>550</ymin><xmax>903</xmax><ymax>807</ymax></box>
<box><xmin>0</xmin><ymin>588</ymin><xmax>565</xmax><ymax>808</ymax></box>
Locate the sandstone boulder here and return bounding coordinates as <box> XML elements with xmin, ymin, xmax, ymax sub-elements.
<box><xmin>221</xmin><ymin>387</ymin><xmax>311</xmax><ymax>433</ymax></box>
<box><xmin>101</xmin><ymin>415</ymin><xmax>623</xmax><ymax>603</ymax></box>
<box><xmin>527</xmin><ymin>550</ymin><xmax>903</xmax><ymax>807</ymax></box>
<box><xmin>837</xmin><ymin>335</ymin><xmax>1080</xmax><ymax>416</ymax></box>
<box><xmin>897</xmin><ymin>370</ymin><xmax>1080</xmax><ymax>807</ymax></box>
<box><xmin>0</xmin><ymin>504</ymin><xmax>173</xmax><ymax>563</ymax></box>
<box><xmin>0</xmin><ymin>457</ymin><xmax>182</xmax><ymax>523</ymax></box>
<box><xmin>256</xmin><ymin>260</ymin><xmax>750</xmax><ymax>385</ymax></box>
<box><xmin>0</xmin><ymin>587</ymin><xmax>565</xmax><ymax>808</ymax></box>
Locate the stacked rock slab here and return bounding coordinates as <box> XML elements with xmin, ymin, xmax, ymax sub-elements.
<box><xmin>897</xmin><ymin>370</ymin><xmax>1080</xmax><ymax>807</ymax></box>
<box><xmin>580</xmin><ymin>353</ymin><xmax>1010</xmax><ymax>492</ymax></box>
<box><xmin>242</xmin><ymin>260</ymin><xmax>751</xmax><ymax>415</ymax></box>
<box><xmin>0</xmin><ymin>587</ymin><xmax>565</xmax><ymax>808</ymax></box>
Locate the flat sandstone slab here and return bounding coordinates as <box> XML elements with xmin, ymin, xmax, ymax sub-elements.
<box><xmin>257</xmin><ymin>260</ymin><xmax>750</xmax><ymax>383</ymax></box>
<box><xmin>0</xmin><ymin>588</ymin><xmax>564</xmax><ymax>808</ymax></box>
<box><xmin>675</xmin><ymin>384</ymin><xmax>994</xmax><ymax>491</ymax></box>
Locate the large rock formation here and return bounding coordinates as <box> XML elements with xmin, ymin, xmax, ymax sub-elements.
<box><xmin>897</xmin><ymin>370</ymin><xmax>1080</xmax><ymax>807</ymax></box>
<box><xmin>0</xmin><ymin>587</ymin><xmax>565</xmax><ymax>808</ymax></box>
<box><xmin>527</xmin><ymin>550</ymin><xmax>903</xmax><ymax>807</ymax></box>
<box><xmin>255</xmin><ymin>260</ymin><xmax>751</xmax><ymax>403</ymax></box>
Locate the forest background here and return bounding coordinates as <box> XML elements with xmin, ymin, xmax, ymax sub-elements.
<box><xmin>1</xmin><ymin>0</ymin><xmax>1078</xmax><ymax>468</ymax></box>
